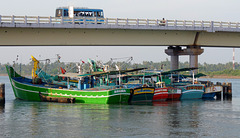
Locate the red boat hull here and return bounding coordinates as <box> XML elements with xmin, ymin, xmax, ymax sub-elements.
<box><xmin>167</xmin><ymin>88</ymin><xmax>182</xmax><ymax>100</ymax></box>
<box><xmin>153</xmin><ymin>88</ymin><xmax>168</xmax><ymax>101</ymax></box>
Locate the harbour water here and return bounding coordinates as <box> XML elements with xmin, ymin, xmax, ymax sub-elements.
<box><xmin>0</xmin><ymin>76</ymin><xmax>240</xmax><ymax>137</ymax></box>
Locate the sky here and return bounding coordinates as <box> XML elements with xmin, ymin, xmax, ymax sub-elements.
<box><xmin>0</xmin><ymin>0</ymin><xmax>240</xmax><ymax>64</ymax></box>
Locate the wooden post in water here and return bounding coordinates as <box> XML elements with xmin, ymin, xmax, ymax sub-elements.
<box><xmin>227</xmin><ymin>83</ymin><xmax>232</xmax><ymax>100</ymax></box>
<box><xmin>221</xmin><ymin>82</ymin><xmax>232</xmax><ymax>101</ymax></box>
<box><xmin>215</xmin><ymin>82</ymin><xmax>222</xmax><ymax>100</ymax></box>
<box><xmin>223</xmin><ymin>83</ymin><xmax>227</xmax><ymax>99</ymax></box>
<box><xmin>0</xmin><ymin>83</ymin><xmax>5</xmax><ymax>105</ymax></box>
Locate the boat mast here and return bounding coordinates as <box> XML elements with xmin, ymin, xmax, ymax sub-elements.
<box><xmin>192</xmin><ymin>70</ymin><xmax>195</xmax><ymax>84</ymax></box>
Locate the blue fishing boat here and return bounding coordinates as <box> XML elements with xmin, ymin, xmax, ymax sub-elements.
<box><xmin>179</xmin><ymin>84</ymin><xmax>204</xmax><ymax>100</ymax></box>
<box><xmin>161</xmin><ymin>67</ymin><xmax>205</xmax><ymax>100</ymax></box>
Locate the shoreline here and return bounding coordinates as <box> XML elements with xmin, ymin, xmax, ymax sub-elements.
<box><xmin>1</xmin><ymin>74</ymin><xmax>240</xmax><ymax>79</ymax></box>
<box><xmin>201</xmin><ymin>75</ymin><xmax>240</xmax><ymax>79</ymax></box>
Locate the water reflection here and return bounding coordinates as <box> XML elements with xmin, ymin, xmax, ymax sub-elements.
<box><xmin>4</xmin><ymin>100</ymin><xmax>112</xmax><ymax>137</ymax></box>
<box><xmin>1</xmin><ymin>92</ymin><xmax>238</xmax><ymax>137</ymax></box>
<box><xmin>167</xmin><ymin>99</ymin><xmax>204</xmax><ymax>137</ymax></box>
<box><xmin>152</xmin><ymin>100</ymin><xmax>181</xmax><ymax>107</ymax></box>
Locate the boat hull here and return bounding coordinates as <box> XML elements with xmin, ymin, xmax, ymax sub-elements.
<box><xmin>153</xmin><ymin>88</ymin><xmax>168</xmax><ymax>101</ymax></box>
<box><xmin>129</xmin><ymin>87</ymin><xmax>155</xmax><ymax>103</ymax></box>
<box><xmin>167</xmin><ymin>88</ymin><xmax>182</xmax><ymax>100</ymax></box>
<box><xmin>202</xmin><ymin>93</ymin><xmax>216</xmax><ymax>98</ymax></box>
<box><xmin>180</xmin><ymin>90</ymin><xmax>204</xmax><ymax>100</ymax></box>
<box><xmin>6</xmin><ymin>66</ymin><xmax>131</xmax><ymax>104</ymax></box>
<box><xmin>179</xmin><ymin>84</ymin><xmax>204</xmax><ymax>100</ymax></box>
<box><xmin>203</xmin><ymin>85</ymin><xmax>223</xmax><ymax>99</ymax></box>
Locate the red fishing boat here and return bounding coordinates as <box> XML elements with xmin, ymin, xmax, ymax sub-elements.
<box><xmin>152</xmin><ymin>82</ymin><xmax>168</xmax><ymax>101</ymax></box>
<box><xmin>167</xmin><ymin>87</ymin><xmax>182</xmax><ymax>100</ymax></box>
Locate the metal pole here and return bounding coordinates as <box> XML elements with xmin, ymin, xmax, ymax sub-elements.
<box><xmin>233</xmin><ymin>48</ymin><xmax>235</xmax><ymax>70</ymax></box>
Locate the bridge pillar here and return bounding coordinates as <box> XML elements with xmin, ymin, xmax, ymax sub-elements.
<box><xmin>165</xmin><ymin>46</ymin><xmax>204</xmax><ymax>73</ymax></box>
<box><xmin>186</xmin><ymin>47</ymin><xmax>204</xmax><ymax>74</ymax></box>
<box><xmin>165</xmin><ymin>46</ymin><xmax>182</xmax><ymax>70</ymax></box>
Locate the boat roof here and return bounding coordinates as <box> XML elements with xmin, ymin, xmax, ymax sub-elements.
<box><xmin>106</xmin><ymin>68</ymin><xmax>147</xmax><ymax>75</ymax></box>
<box><xmin>56</xmin><ymin>7</ymin><xmax>103</xmax><ymax>11</ymax></box>
<box><xmin>58</xmin><ymin>73</ymin><xmax>83</xmax><ymax>78</ymax></box>
<box><xmin>128</xmin><ymin>67</ymin><xmax>206</xmax><ymax>78</ymax></box>
<box><xmin>158</xmin><ymin>67</ymin><xmax>199</xmax><ymax>75</ymax></box>
<box><xmin>182</xmin><ymin>73</ymin><xmax>207</xmax><ymax>78</ymax></box>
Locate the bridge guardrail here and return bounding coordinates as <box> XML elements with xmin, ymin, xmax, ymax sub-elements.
<box><xmin>0</xmin><ymin>15</ymin><xmax>240</xmax><ymax>31</ymax></box>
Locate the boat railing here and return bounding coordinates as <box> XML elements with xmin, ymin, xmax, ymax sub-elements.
<box><xmin>1</xmin><ymin>15</ymin><xmax>240</xmax><ymax>32</ymax></box>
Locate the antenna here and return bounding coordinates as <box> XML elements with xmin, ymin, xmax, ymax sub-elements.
<box><xmin>233</xmin><ymin>48</ymin><xmax>235</xmax><ymax>70</ymax></box>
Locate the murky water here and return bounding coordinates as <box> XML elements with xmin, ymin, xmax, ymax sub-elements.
<box><xmin>0</xmin><ymin>76</ymin><xmax>240</xmax><ymax>137</ymax></box>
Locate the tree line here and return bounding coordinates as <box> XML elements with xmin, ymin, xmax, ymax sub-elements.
<box><xmin>1</xmin><ymin>59</ymin><xmax>240</xmax><ymax>77</ymax></box>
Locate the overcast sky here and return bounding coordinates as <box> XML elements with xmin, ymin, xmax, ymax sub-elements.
<box><xmin>0</xmin><ymin>0</ymin><xmax>239</xmax><ymax>64</ymax></box>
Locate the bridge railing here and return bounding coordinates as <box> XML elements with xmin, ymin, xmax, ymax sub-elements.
<box><xmin>0</xmin><ymin>15</ymin><xmax>240</xmax><ymax>29</ymax></box>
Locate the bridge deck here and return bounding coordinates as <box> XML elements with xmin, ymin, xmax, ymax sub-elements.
<box><xmin>1</xmin><ymin>15</ymin><xmax>240</xmax><ymax>33</ymax></box>
<box><xmin>1</xmin><ymin>15</ymin><xmax>240</xmax><ymax>47</ymax></box>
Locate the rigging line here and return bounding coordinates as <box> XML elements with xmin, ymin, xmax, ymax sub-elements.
<box><xmin>110</xmin><ymin>56</ymin><xmax>133</xmax><ymax>60</ymax></box>
<box><xmin>36</xmin><ymin>63</ymin><xmax>51</xmax><ymax>84</ymax></box>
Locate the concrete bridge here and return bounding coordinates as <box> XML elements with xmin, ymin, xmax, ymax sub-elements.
<box><xmin>1</xmin><ymin>15</ymin><xmax>240</xmax><ymax>70</ymax></box>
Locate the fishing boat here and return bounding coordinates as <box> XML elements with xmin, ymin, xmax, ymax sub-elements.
<box><xmin>130</xmin><ymin>71</ymin><xmax>180</xmax><ymax>101</ymax></box>
<box><xmin>161</xmin><ymin>68</ymin><xmax>205</xmax><ymax>100</ymax></box>
<box><xmin>152</xmin><ymin>82</ymin><xmax>168</xmax><ymax>101</ymax></box>
<box><xmin>178</xmin><ymin>84</ymin><xmax>204</xmax><ymax>100</ymax></box>
<box><xmin>118</xmin><ymin>75</ymin><xmax>155</xmax><ymax>103</ymax></box>
<box><xmin>6</xmin><ymin>64</ymin><xmax>132</xmax><ymax>104</ymax></box>
<box><xmin>129</xmin><ymin>87</ymin><xmax>155</xmax><ymax>103</ymax></box>
<box><xmin>95</xmin><ymin>57</ymin><xmax>156</xmax><ymax>103</ymax></box>
<box><xmin>167</xmin><ymin>87</ymin><xmax>182</xmax><ymax>100</ymax></box>
<box><xmin>202</xmin><ymin>81</ymin><xmax>223</xmax><ymax>98</ymax></box>
<box><xmin>140</xmin><ymin>70</ymin><xmax>182</xmax><ymax>101</ymax></box>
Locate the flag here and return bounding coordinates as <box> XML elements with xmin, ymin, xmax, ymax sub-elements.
<box><xmin>60</xmin><ymin>67</ymin><xmax>66</xmax><ymax>74</ymax></box>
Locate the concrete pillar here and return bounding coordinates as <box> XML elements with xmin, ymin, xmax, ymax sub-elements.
<box><xmin>165</xmin><ymin>46</ymin><xmax>204</xmax><ymax>72</ymax></box>
<box><xmin>171</xmin><ymin>55</ymin><xmax>179</xmax><ymax>70</ymax></box>
<box><xmin>165</xmin><ymin>46</ymin><xmax>182</xmax><ymax>70</ymax></box>
<box><xmin>190</xmin><ymin>55</ymin><xmax>198</xmax><ymax>68</ymax></box>
<box><xmin>0</xmin><ymin>83</ymin><xmax>5</xmax><ymax>105</ymax></box>
<box><xmin>185</xmin><ymin>47</ymin><xmax>204</xmax><ymax>74</ymax></box>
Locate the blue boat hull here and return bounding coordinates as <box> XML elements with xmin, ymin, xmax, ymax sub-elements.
<box><xmin>178</xmin><ymin>84</ymin><xmax>204</xmax><ymax>100</ymax></box>
<box><xmin>180</xmin><ymin>90</ymin><xmax>204</xmax><ymax>100</ymax></box>
<box><xmin>202</xmin><ymin>93</ymin><xmax>216</xmax><ymax>98</ymax></box>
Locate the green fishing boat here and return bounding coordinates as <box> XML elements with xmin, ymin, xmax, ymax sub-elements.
<box><xmin>6</xmin><ymin>65</ymin><xmax>131</xmax><ymax>104</ymax></box>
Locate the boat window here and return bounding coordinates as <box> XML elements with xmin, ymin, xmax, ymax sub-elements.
<box><xmin>63</xmin><ymin>10</ymin><xmax>68</xmax><ymax>17</ymax></box>
<box><xmin>89</xmin><ymin>12</ymin><xmax>93</xmax><ymax>17</ymax></box>
<box><xmin>80</xmin><ymin>12</ymin><xmax>84</xmax><ymax>16</ymax></box>
<box><xmin>55</xmin><ymin>9</ymin><xmax>63</xmax><ymax>17</ymax></box>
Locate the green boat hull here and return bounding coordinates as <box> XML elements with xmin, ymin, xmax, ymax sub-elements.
<box><xmin>6</xmin><ymin>65</ymin><xmax>131</xmax><ymax>104</ymax></box>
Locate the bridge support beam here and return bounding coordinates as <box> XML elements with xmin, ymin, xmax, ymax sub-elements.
<box><xmin>165</xmin><ymin>46</ymin><xmax>204</xmax><ymax>73</ymax></box>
